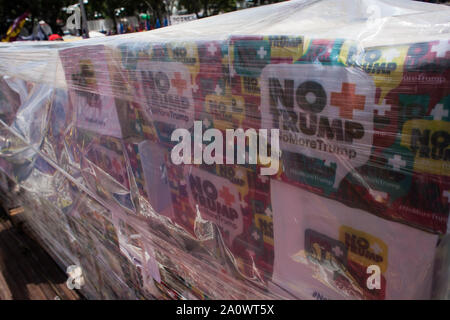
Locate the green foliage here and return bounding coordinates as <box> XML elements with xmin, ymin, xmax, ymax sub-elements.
<box><xmin>178</xmin><ymin>0</ymin><xmax>285</xmax><ymax>17</ymax></box>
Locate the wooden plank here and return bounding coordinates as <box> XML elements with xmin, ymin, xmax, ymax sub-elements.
<box><xmin>14</xmin><ymin>220</ymin><xmax>83</xmax><ymax>300</ymax></box>
<box><xmin>0</xmin><ymin>219</ymin><xmax>49</xmax><ymax>299</ymax></box>
<box><xmin>0</xmin><ymin>214</ymin><xmax>81</xmax><ymax>300</ymax></box>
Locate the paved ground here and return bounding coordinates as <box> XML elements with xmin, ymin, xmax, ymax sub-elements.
<box><xmin>0</xmin><ymin>207</ymin><xmax>81</xmax><ymax>300</ymax></box>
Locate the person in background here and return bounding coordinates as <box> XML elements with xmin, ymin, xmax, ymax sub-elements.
<box><xmin>33</xmin><ymin>20</ymin><xmax>52</xmax><ymax>40</ymax></box>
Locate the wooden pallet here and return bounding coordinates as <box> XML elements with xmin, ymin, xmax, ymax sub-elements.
<box><xmin>0</xmin><ymin>206</ymin><xmax>82</xmax><ymax>300</ymax></box>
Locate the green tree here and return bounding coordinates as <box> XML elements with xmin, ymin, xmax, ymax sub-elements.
<box><xmin>0</xmin><ymin>0</ymin><xmax>285</xmax><ymax>37</ymax></box>
<box><xmin>88</xmin><ymin>0</ymin><xmax>170</xmax><ymax>32</ymax></box>
<box><xmin>178</xmin><ymin>0</ymin><xmax>237</xmax><ymax>18</ymax></box>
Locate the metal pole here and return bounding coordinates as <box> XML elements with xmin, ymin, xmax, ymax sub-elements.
<box><xmin>79</xmin><ymin>0</ymin><xmax>89</xmax><ymax>38</ymax></box>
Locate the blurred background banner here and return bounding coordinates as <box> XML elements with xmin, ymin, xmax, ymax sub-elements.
<box><xmin>170</xmin><ymin>13</ymin><xmax>197</xmax><ymax>25</ymax></box>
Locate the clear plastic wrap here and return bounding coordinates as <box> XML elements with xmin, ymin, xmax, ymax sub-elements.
<box><xmin>0</xmin><ymin>0</ymin><xmax>449</xmax><ymax>300</ymax></box>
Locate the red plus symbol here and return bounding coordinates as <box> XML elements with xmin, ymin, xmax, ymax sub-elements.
<box><xmin>219</xmin><ymin>186</ymin><xmax>235</xmax><ymax>206</ymax></box>
<box><xmin>330</xmin><ymin>83</ymin><xmax>366</xmax><ymax>119</ymax></box>
<box><xmin>171</xmin><ymin>72</ymin><xmax>187</xmax><ymax>96</ymax></box>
